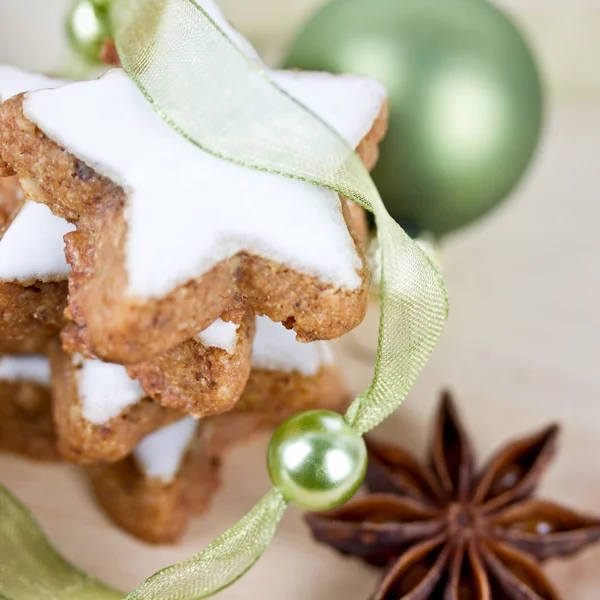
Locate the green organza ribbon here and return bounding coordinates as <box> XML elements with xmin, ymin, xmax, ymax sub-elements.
<box><xmin>0</xmin><ymin>0</ymin><xmax>448</xmax><ymax>598</ymax></box>
<box><xmin>0</xmin><ymin>485</ymin><xmax>123</xmax><ymax>600</ymax></box>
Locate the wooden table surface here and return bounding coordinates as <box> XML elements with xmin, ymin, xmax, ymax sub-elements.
<box><xmin>1</xmin><ymin>101</ymin><xmax>599</xmax><ymax>598</ymax></box>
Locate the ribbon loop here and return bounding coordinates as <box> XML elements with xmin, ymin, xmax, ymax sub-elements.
<box><xmin>0</xmin><ymin>485</ymin><xmax>123</xmax><ymax>600</ymax></box>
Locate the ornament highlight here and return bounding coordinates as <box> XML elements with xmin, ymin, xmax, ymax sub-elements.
<box><xmin>66</xmin><ymin>0</ymin><xmax>110</xmax><ymax>64</ymax></box>
<box><xmin>267</xmin><ymin>410</ymin><xmax>367</xmax><ymax>511</ymax></box>
<box><xmin>286</xmin><ymin>0</ymin><xmax>544</xmax><ymax>236</ymax></box>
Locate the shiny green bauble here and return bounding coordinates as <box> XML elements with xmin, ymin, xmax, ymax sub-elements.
<box><xmin>286</xmin><ymin>0</ymin><xmax>544</xmax><ymax>236</ymax></box>
<box><xmin>66</xmin><ymin>0</ymin><xmax>111</xmax><ymax>65</ymax></box>
<box><xmin>267</xmin><ymin>410</ymin><xmax>367</xmax><ymax>511</ymax></box>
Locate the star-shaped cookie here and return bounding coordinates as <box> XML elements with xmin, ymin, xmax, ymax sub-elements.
<box><xmin>0</xmin><ymin>0</ymin><xmax>387</xmax><ymax>364</ymax></box>
<box><xmin>0</xmin><ymin>74</ymin><xmax>354</xmax><ymax>422</ymax></box>
<box><xmin>51</xmin><ymin>312</ymin><xmax>348</xmax><ymax>464</ymax></box>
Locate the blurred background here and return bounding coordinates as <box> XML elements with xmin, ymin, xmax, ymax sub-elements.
<box><xmin>0</xmin><ymin>0</ymin><xmax>599</xmax><ymax>598</ymax></box>
<box><xmin>1</xmin><ymin>0</ymin><xmax>599</xmax><ymax>101</ymax></box>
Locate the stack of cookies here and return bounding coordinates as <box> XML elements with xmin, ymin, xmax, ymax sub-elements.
<box><xmin>0</xmin><ymin>0</ymin><xmax>388</xmax><ymax>544</ymax></box>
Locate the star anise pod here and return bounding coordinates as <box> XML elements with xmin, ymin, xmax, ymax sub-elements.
<box><xmin>306</xmin><ymin>392</ymin><xmax>600</xmax><ymax>599</ymax></box>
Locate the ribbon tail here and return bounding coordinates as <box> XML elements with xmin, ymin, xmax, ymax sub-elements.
<box><xmin>126</xmin><ymin>488</ymin><xmax>288</xmax><ymax>600</ymax></box>
<box><xmin>0</xmin><ymin>483</ymin><xmax>124</xmax><ymax>600</ymax></box>
<box><xmin>344</xmin><ymin>205</ymin><xmax>449</xmax><ymax>435</ymax></box>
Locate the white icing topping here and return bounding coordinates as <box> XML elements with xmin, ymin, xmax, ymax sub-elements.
<box><xmin>74</xmin><ymin>355</ymin><xmax>146</xmax><ymax>425</ymax></box>
<box><xmin>133</xmin><ymin>417</ymin><xmax>198</xmax><ymax>482</ymax></box>
<box><xmin>271</xmin><ymin>70</ymin><xmax>386</xmax><ymax>151</ymax></box>
<box><xmin>252</xmin><ymin>316</ymin><xmax>334</xmax><ymax>376</ymax></box>
<box><xmin>0</xmin><ymin>68</ymin><xmax>73</xmax><ymax>284</ymax></box>
<box><xmin>0</xmin><ymin>355</ymin><xmax>51</xmax><ymax>385</ymax></box>
<box><xmin>24</xmin><ymin>70</ymin><xmax>364</xmax><ymax>298</ymax></box>
<box><xmin>0</xmin><ymin>200</ymin><xmax>75</xmax><ymax>283</ymax></box>
<box><xmin>196</xmin><ymin>318</ymin><xmax>240</xmax><ymax>354</ymax></box>
<box><xmin>0</xmin><ymin>65</ymin><xmax>68</xmax><ymax>102</ymax></box>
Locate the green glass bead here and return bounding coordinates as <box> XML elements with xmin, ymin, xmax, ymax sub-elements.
<box><xmin>286</xmin><ymin>0</ymin><xmax>544</xmax><ymax>236</ymax></box>
<box><xmin>267</xmin><ymin>410</ymin><xmax>367</xmax><ymax>511</ymax></box>
<box><xmin>66</xmin><ymin>0</ymin><xmax>110</xmax><ymax>64</ymax></box>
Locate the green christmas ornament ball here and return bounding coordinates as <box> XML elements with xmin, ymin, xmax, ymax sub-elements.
<box><xmin>286</xmin><ymin>0</ymin><xmax>544</xmax><ymax>236</ymax></box>
<box><xmin>66</xmin><ymin>0</ymin><xmax>111</xmax><ymax>65</ymax></box>
<box><xmin>267</xmin><ymin>410</ymin><xmax>367</xmax><ymax>511</ymax></box>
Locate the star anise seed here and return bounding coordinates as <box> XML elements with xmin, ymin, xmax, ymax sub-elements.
<box><xmin>306</xmin><ymin>391</ymin><xmax>600</xmax><ymax>599</ymax></box>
